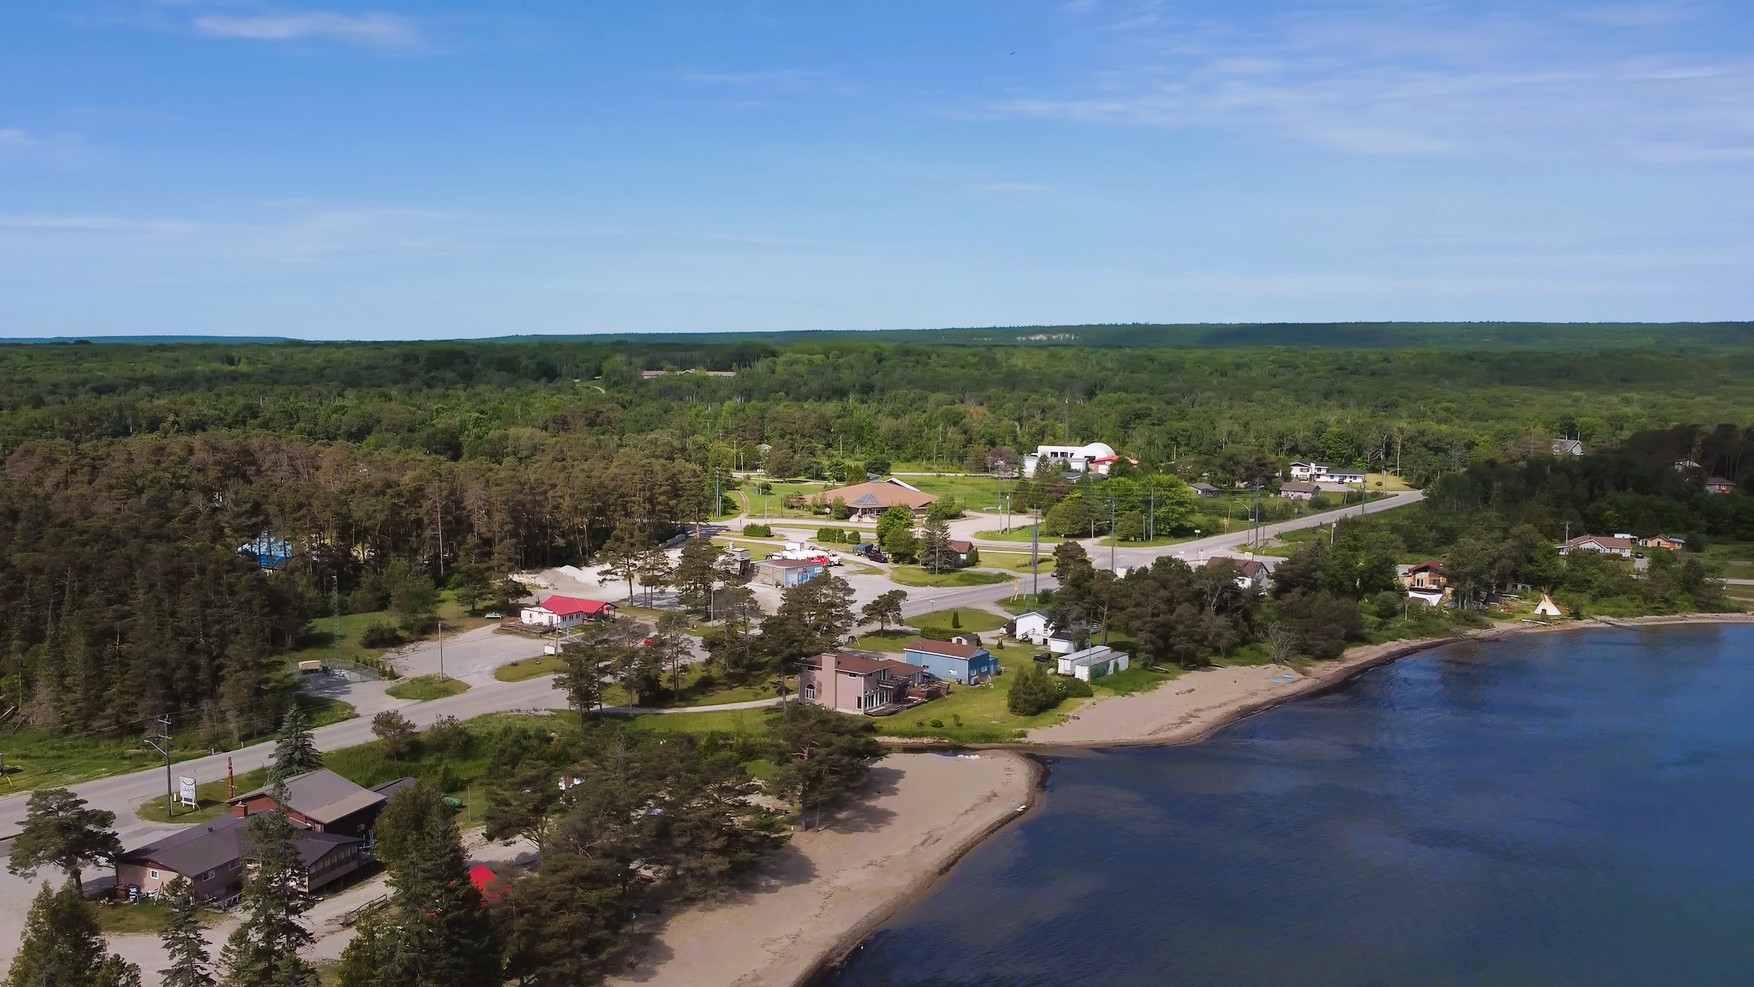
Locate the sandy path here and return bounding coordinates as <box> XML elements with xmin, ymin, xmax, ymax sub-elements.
<box><xmin>607</xmin><ymin>751</ymin><xmax>1035</xmax><ymax>987</ymax></box>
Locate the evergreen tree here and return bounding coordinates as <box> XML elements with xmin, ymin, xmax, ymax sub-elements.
<box><xmin>218</xmin><ymin>791</ymin><xmax>317</xmax><ymax>987</ymax></box>
<box><xmin>858</xmin><ymin>589</ymin><xmax>907</xmax><ymax>632</ymax></box>
<box><xmin>332</xmin><ymin>914</ymin><xmax>389</xmax><ymax>987</ymax></box>
<box><xmin>370</xmin><ymin>783</ymin><xmax>446</xmax><ymax>874</ymax></box>
<box><xmin>768</xmin><ymin>702</ymin><xmax>884</xmax><ymax>830</ymax></box>
<box><xmin>6</xmin><ymin>879</ymin><xmax>142</xmax><ymax>987</ymax></box>
<box><xmin>379</xmin><ymin>806</ymin><xmax>502</xmax><ymax>986</ymax></box>
<box><xmin>267</xmin><ymin>702</ymin><xmax>322</xmax><ymax>788</ymax></box>
<box><xmin>6</xmin><ymin>787</ymin><xmax>123</xmax><ymax>889</ymax></box>
<box><xmin>918</xmin><ymin>517</ymin><xmax>956</xmax><ymax>573</ymax></box>
<box><xmin>159</xmin><ymin>877</ymin><xmax>216</xmax><ymax>987</ymax></box>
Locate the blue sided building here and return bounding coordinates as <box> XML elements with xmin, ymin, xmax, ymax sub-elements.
<box><xmin>903</xmin><ymin>638</ymin><xmax>999</xmax><ymax>685</ymax></box>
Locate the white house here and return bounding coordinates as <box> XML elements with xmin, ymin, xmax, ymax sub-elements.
<box><xmin>1558</xmin><ymin>535</ymin><xmax>1635</xmax><ymax>558</ymax></box>
<box><xmin>1012</xmin><ymin>611</ymin><xmax>1054</xmax><ymax>644</ymax></box>
<box><xmin>1204</xmin><ymin>557</ymin><xmax>1269</xmax><ymax>593</ymax></box>
<box><xmin>520</xmin><ymin>595</ymin><xmax>615</xmax><ymax>629</ymax></box>
<box><xmin>1288</xmin><ymin>462</ymin><xmax>1330</xmax><ymax>480</ymax></box>
<box><xmin>1327</xmin><ymin>468</ymin><xmax>1367</xmax><ymax>485</ymax></box>
<box><xmin>1056</xmin><ymin>645</ymin><xmax>1130</xmax><ymax>682</ymax></box>
<box><xmin>1022</xmin><ymin>442</ymin><xmax>1133</xmax><ymax>478</ymax></box>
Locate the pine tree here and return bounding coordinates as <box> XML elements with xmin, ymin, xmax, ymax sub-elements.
<box><xmin>219</xmin><ymin>792</ymin><xmax>317</xmax><ymax>987</ymax></box>
<box><xmin>6</xmin><ymin>878</ymin><xmax>143</xmax><ymax>987</ymax></box>
<box><xmin>379</xmin><ymin>807</ymin><xmax>501</xmax><ymax>986</ymax></box>
<box><xmin>159</xmin><ymin>878</ymin><xmax>215</xmax><ymax>987</ymax></box>
<box><xmin>267</xmin><ymin>702</ymin><xmax>321</xmax><ymax>788</ymax></box>
<box><xmin>919</xmin><ymin>516</ymin><xmax>955</xmax><ymax>574</ymax></box>
<box><xmin>5</xmin><ymin>787</ymin><xmax>123</xmax><ymax>889</ymax></box>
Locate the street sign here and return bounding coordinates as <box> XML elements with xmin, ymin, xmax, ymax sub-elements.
<box><xmin>178</xmin><ymin>775</ymin><xmax>198</xmax><ymax>808</ymax></box>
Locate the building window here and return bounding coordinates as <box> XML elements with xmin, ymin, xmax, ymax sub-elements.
<box><xmin>802</xmin><ymin>684</ymin><xmax>816</xmax><ymax>700</ymax></box>
<box><xmin>148</xmin><ymin>869</ymin><xmax>160</xmax><ymax>880</ymax></box>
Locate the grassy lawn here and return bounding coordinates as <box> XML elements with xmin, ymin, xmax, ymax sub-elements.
<box><xmin>496</xmin><ymin>658</ymin><xmax>771</xmax><ymax>709</ymax></box>
<box><xmin>636</xmin><ymin>640</ymin><xmax>1179</xmax><ymax>745</ymax></box>
<box><xmin>135</xmin><ymin>772</ymin><xmax>256</xmax><ymax>824</ymax></box>
<box><xmin>897</xmin><ymin>474</ymin><xmax>1015</xmax><ymax>513</ymax></box>
<box><xmin>0</xmin><ymin>694</ymin><xmax>351</xmax><ymax>794</ymax></box>
<box><xmin>95</xmin><ymin>899</ymin><xmax>223</xmax><ymax>934</ymax></box>
<box><xmin>386</xmin><ymin>675</ymin><xmax>471</xmax><ymax>701</ymax></box>
<box><xmin>284</xmin><ymin>590</ymin><xmax>493</xmax><ymax>673</ymax></box>
<box><xmin>908</xmin><ymin>609</ymin><xmax>1007</xmax><ymax>633</ymax></box>
<box><xmin>846</xmin><ymin>629</ymin><xmax>915</xmax><ymax>652</ymax></box>
<box><xmin>735</xmin><ymin>480</ymin><xmax>842</xmax><ymax>519</ymax></box>
<box><xmin>496</xmin><ymin>655</ymin><xmax>565</xmax><ymax>681</ymax></box>
<box><xmin>627</xmin><ymin>708</ymin><xmax>776</xmax><ymax>736</ymax></box>
<box><xmin>999</xmin><ymin>594</ymin><xmax>1050</xmax><ymax>615</ymax></box>
<box><xmin>1697</xmin><ymin>541</ymin><xmax>1754</xmax><ymax>564</ymax></box>
<box><xmin>977</xmin><ymin>551</ymin><xmax>1057</xmax><ymax>574</ymax></box>
<box><xmin>889</xmin><ymin>567</ymin><xmax>1012</xmax><ymax>588</ymax></box>
<box><xmin>875</xmin><ymin>642</ymin><xmax>1176</xmax><ymax>743</ymax></box>
<box><xmin>973</xmin><ymin>525</ymin><xmax>1068</xmax><ymax>545</ymax></box>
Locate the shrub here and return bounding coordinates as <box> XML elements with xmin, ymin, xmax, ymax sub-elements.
<box><xmin>1006</xmin><ymin>664</ymin><xmax>1067</xmax><ymax>716</ymax></box>
<box><xmin>742</xmin><ymin>523</ymin><xmax>773</xmax><ymax>538</ymax></box>
<box><xmin>359</xmin><ymin>620</ymin><xmax>403</xmax><ymax>648</ymax></box>
<box><xmin>950</xmin><ymin>611</ymin><xmax>962</xmax><ymax>629</ymax></box>
<box><xmin>423</xmin><ymin>715</ymin><xmax>473</xmax><ymax>759</ymax></box>
<box><xmin>1061</xmin><ymin>677</ymin><xmax>1094</xmax><ymax>698</ymax></box>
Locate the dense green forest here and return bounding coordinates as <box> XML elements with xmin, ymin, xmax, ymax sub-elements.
<box><xmin>0</xmin><ymin>333</ymin><xmax>1749</xmax><ymax>741</ymax></box>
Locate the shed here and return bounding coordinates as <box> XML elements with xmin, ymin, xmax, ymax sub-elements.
<box><xmin>229</xmin><ymin>769</ymin><xmax>387</xmax><ymax>838</ymax></box>
<box><xmin>1056</xmin><ymin>645</ymin><xmax>1129</xmax><ymax>682</ymax></box>
<box><xmin>754</xmin><ymin>558</ymin><xmax>824</xmax><ymax>587</ymax></box>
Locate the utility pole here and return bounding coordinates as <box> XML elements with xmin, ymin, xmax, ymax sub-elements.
<box><xmin>1109</xmin><ymin>498</ymin><xmax>1117</xmax><ymax>573</ymax></box>
<box><xmin>437</xmin><ymin>619</ymin><xmax>446</xmax><ymax>681</ymax></box>
<box><xmin>1147</xmin><ymin>485</ymin><xmax>1156</xmax><ymax>542</ymax></box>
<box><xmin>145</xmin><ymin>714</ymin><xmax>174</xmax><ymax>818</ymax></box>
<box><xmin>1031</xmin><ymin>507</ymin><xmax>1041</xmax><ymax>599</ymax></box>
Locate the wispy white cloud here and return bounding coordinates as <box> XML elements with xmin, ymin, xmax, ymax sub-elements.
<box><xmin>0</xmin><ymin>214</ymin><xmax>201</xmax><ymax>235</ymax></box>
<box><xmin>192</xmin><ymin>10</ymin><xmax>424</xmax><ymax>51</ymax></box>
<box><xmin>680</xmin><ymin>69</ymin><xmax>820</xmax><ymax>91</ymax></box>
<box><xmin>967</xmin><ymin>181</ymin><xmax>1052</xmax><ymax>194</ymax></box>
<box><xmin>0</xmin><ymin>128</ymin><xmax>40</xmax><ymax>151</ymax></box>
<box><xmin>985</xmin><ymin>3</ymin><xmax>1754</xmax><ymax>162</ymax></box>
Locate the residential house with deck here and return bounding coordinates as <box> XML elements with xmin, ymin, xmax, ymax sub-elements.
<box><xmin>1400</xmin><ymin>560</ymin><xmax>1450</xmax><ymax>606</ymax></box>
<box><xmin>1558</xmin><ymin>535</ymin><xmax>1635</xmax><ymax>558</ymax></box>
<box><xmin>797</xmin><ymin>651</ymin><xmax>935</xmax><ymax>714</ymax></box>
<box><xmin>903</xmin><ymin>639</ymin><xmax>999</xmax><ymax>684</ymax></box>
<box><xmin>1280</xmin><ymin>481</ymin><xmax>1322</xmax><ymax>501</ymax></box>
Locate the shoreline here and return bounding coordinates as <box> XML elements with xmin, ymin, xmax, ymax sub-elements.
<box><xmin>793</xmin><ymin>753</ymin><xmax>1048</xmax><ymax>987</ymax></box>
<box><xmin>602</xmin><ymin>749</ymin><xmax>1041</xmax><ymax>987</ymax></box>
<box><xmin>1021</xmin><ymin>611</ymin><xmax>1754</xmax><ymax>750</ymax></box>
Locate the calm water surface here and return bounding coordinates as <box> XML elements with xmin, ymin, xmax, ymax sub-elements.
<box><xmin>832</xmin><ymin>625</ymin><xmax>1754</xmax><ymax>987</ymax></box>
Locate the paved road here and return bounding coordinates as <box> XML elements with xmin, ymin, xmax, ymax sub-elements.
<box><xmin>0</xmin><ymin>489</ymin><xmax>1425</xmax><ymax>837</ymax></box>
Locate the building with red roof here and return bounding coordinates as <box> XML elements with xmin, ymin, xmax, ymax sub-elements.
<box><xmin>519</xmin><ymin>594</ymin><xmax>616</xmax><ymax>630</ymax></box>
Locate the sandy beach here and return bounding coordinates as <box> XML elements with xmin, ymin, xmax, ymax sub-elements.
<box><xmin>606</xmin><ymin>750</ymin><xmax>1037</xmax><ymax>987</ymax></box>
<box><xmin>1027</xmin><ymin>612</ymin><xmax>1754</xmax><ymax>748</ymax></box>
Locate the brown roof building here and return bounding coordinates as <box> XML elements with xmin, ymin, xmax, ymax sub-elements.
<box><xmin>816</xmin><ymin>479</ymin><xmax>938</xmax><ymax>519</ymax></box>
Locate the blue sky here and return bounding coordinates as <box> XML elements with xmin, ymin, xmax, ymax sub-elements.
<box><xmin>3</xmin><ymin>0</ymin><xmax>1752</xmax><ymax>338</ymax></box>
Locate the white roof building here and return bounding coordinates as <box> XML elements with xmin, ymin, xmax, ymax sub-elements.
<box><xmin>1022</xmin><ymin>442</ymin><xmax>1131</xmax><ymax>477</ymax></box>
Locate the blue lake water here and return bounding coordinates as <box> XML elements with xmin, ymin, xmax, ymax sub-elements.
<box><xmin>831</xmin><ymin>625</ymin><xmax>1754</xmax><ymax>987</ymax></box>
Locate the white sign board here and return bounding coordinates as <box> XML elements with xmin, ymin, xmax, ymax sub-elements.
<box><xmin>178</xmin><ymin>775</ymin><xmax>198</xmax><ymax>808</ymax></box>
